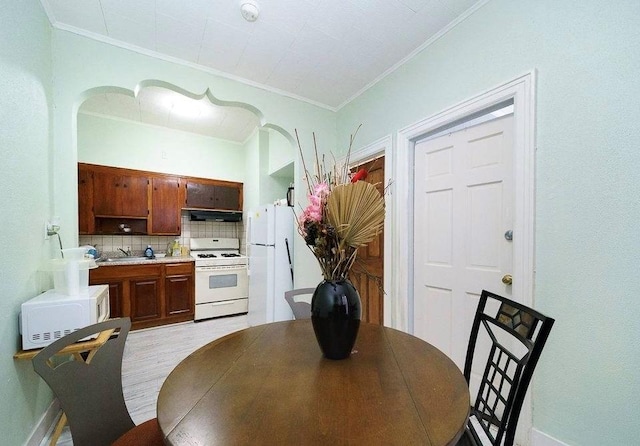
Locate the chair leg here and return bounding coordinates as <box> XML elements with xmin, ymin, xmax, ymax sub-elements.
<box><xmin>49</xmin><ymin>412</ymin><xmax>67</xmax><ymax>446</ymax></box>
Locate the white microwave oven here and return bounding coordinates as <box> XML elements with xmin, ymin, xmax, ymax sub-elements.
<box><xmin>20</xmin><ymin>285</ymin><xmax>110</xmax><ymax>350</ymax></box>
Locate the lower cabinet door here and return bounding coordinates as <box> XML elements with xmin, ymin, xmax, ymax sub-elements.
<box><xmin>107</xmin><ymin>282</ymin><xmax>124</xmax><ymax>318</ymax></box>
<box><xmin>130</xmin><ymin>278</ymin><xmax>161</xmax><ymax>322</ymax></box>
<box><xmin>165</xmin><ymin>274</ymin><xmax>194</xmax><ymax>316</ymax></box>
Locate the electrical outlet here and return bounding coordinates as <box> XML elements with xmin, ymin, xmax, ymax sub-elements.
<box><xmin>45</xmin><ymin>217</ymin><xmax>60</xmax><ymax>240</ymax></box>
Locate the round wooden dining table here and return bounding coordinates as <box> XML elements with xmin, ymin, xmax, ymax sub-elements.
<box><xmin>157</xmin><ymin>321</ymin><xmax>470</xmax><ymax>445</ymax></box>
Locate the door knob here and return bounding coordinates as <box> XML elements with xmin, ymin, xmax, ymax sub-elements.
<box><xmin>502</xmin><ymin>274</ymin><xmax>513</xmax><ymax>285</ymax></box>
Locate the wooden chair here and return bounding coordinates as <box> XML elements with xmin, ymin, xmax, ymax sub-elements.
<box><xmin>32</xmin><ymin>318</ymin><xmax>164</xmax><ymax>446</ymax></box>
<box><xmin>284</xmin><ymin>288</ymin><xmax>315</xmax><ymax>319</ymax></box>
<box><xmin>458</xmin><ymin>290</ymin><xmax>555</xmax><ymax>446</ymax></box>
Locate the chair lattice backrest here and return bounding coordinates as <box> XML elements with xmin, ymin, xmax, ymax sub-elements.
<box><xmin>284</xmin><ymin>288</ymin><xmax>315</xmax><ymax>319</ymax></box>
<box><xmin>463</xmin><ymin>290</ymin><xmax>554</xmax><ymax>446</ymax></box>
<box><xmin>32</xmin><ymin>318</ymin><xmax>135</xmax><ymax>446</ymax></box>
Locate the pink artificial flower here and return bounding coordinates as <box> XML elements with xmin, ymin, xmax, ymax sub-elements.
<box><xmin>308</xmin><ymin>194</ymin><xmax>321</xmax><ymax>207</ymax></box>
<box><xmin>313</xmin><ymin>182</ymin><xmax>330</xmax><ymax>197</ymax></box>
<box><xmin>299</xmin><ymin>200</ymin><xmax>322</xmax><ymax>225</ymax></box>
<box><xmin>307</xmin><ymin>206</ymin><xmax>322</xmax><ymax>222</ymax></box>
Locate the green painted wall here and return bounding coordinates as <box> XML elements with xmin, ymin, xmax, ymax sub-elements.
<box><xmin>268</xmin><ymin>129</ymin><xmax>294</xmax><ymax>176</ymax></box>
<box><xmin>336</xmin><ymin>1</ymin><xmax>640</xmax><ymax>444</ymax></box>
<box><xmin>77</xmin><ymin>113</ymin><xmax>246</xmax><ymax>182</ymax></box>
<box><xmin>0</xmin><ymin>1</ymin><xmax>55</xmax><ymax>444</ymax></box>
<box><xmin>243</xmin><ymin>130</ymin><xmax>261</xmax><ymax>213</ymax></box>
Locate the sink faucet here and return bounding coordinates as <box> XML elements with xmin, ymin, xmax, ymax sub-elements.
<box><xmin>118</xmin><ymin>247</ymin><xmax>131</xmax><ymax>256</ymax></box>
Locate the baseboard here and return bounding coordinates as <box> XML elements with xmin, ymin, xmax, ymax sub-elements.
<box><xmin>25</xmin><ymin>399</ymin><xmax>61</xmax><ymax>446</ymax></box>
<box><xmin>531</xmin><ymin>428</ymin><xmax>570</xmax><ymax>446</ymax></box>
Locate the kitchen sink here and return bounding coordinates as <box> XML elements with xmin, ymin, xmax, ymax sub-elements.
<box><xmin>97</xmin><ymin>256</ymin><xmax>154</xmax><ymax>263</ymax></box>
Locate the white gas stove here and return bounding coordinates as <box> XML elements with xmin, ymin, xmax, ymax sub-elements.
<box><xmin>189</xmin><ymin>238</ymin><xmax>248</xmax><ymax>320</ymax></box>
<box><xmin>189</xmin><ymin>238</ymin><xmax>248</xmax><ymax>267</ymax></box>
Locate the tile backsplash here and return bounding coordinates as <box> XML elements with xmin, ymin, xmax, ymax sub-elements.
<box><xmin>80</xmin><ymin>211</ymin><xmax>246</xmax><ymax>257</ymax></box>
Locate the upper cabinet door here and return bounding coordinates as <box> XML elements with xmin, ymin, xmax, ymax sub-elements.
<box><xmin>151</xmin><ymin>177</ymin><xmax>182</xmax><ymax>235</ymax></box>
<box><xmin>185</xmin><ymin>181</ymin><xmax>241</xmax><ymax>210</ymax></box>
<box><xmin>93</xmin><ymin>171</ymin><xmax>148</xmax><ymax>217</ymax></box>
<box><xmin>78</xmin><ymin>165</ymin><xmax>94</xmax><ymax>234</ymax></box>
<box><xmin>120</xmin><ymin>174</ymin><xmax>149</xmax><ymax>217</ymax></box>
<box><xmin>185</xmin><ymin>182</ymin><xmax>216</xmax><ymax>208</ymax></box>
<box><xmin>214</xmin><ymin>185</ymin><xmax>240</xmax><ymax>210</ymax></box>
<box><xmin>92</xmin><ymin>171</ymin><xmax>121</xmax><ymax>216</ymax></box>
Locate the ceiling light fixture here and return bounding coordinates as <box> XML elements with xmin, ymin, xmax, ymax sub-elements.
<box><xmin>240</xmin><ymin>0</ymin><xmax>259</xmax><ymax>22</ymax></box>
<box><xmin>164</xmin><ymin>94</ymin><xmax>210</xmax><ymax>119</ymax></box>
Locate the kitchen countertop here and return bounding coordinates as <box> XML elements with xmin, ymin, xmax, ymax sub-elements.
<box><xmin>95</xmin><ymin>255</ymin><xmax>194</xmax><ymax>267</ymax></box>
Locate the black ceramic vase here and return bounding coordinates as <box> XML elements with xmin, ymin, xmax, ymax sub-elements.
<box><xmin>311</xmin><ymin>279</ymin><xmax>361</xmax><ymax>360</ymax></box>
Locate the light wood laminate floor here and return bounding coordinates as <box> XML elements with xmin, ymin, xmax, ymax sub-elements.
<box><xmin>40</xmin><ymin>315</ymin><xmax>249</xmax><ymax>446</ymax></box>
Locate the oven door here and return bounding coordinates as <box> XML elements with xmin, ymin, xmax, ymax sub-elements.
<box><xmin>195</xmin><ymin>265</ymin><xmax>248</xmax><ymax>304</ymax></box>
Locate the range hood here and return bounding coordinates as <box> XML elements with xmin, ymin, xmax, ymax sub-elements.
<box><xmin>188</xmin><ymin>210</ymin><xmax>243</xmax><ymax>222</ymax></box>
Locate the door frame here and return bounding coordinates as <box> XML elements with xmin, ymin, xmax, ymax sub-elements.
<box><xmin>393</xmin><ymin>70</ymin><xmax>536</xmax><ymax>333</ymax></box>
<box><xmin>349</xmin><ymin>135</ymin><xmax>393</xmax><ymax>326</ymax></box>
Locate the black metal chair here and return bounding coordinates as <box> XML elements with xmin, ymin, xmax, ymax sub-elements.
<box><xmin>32</xmin><ymin>318</ymin><xmax>164</xmax><ymax>446</ymax></box>
<box><xmin>284</xmin><ymin>288</ymin><xmax>315</xmax><ymax>319</ymax></box>
<box><xmin>458</xmin><ymin>290</ymin><xmax>554</xmax><ymax>446</ymax></box>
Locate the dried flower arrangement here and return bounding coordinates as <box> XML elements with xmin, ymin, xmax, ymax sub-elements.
<box><xmin>295</xmin><ymin>127</ymin><xmax>385</xmax><ymax>281</ymax></box>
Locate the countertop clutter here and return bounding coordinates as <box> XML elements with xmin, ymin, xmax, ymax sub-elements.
<box><xmin>95</xmin><ymin>255</ymin><xmax>194</xmax><ymax>267</ymax></box>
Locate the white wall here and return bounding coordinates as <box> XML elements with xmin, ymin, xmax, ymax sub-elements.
<box><xmin>336</xmin><ymin>1</ymin><xmax>640</xmax><ymax>445</ymax></box>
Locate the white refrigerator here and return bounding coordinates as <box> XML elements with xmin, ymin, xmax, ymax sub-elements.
<box><xmin>247</xmin><ymin>204</ymin><xmax>295</xmax><ymax>326</ymax></box>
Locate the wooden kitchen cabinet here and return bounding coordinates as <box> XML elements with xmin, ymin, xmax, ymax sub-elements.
<box><xmin>185</xmin><ymin>180</ymin><xmax>242</xmax><ymax>210</ymax></box>
<box><xmin>106</xmin><ymin>282</ymin><xmax>124</xmax><ymax>318</ymax></box>
<box><xmin>89</xmin><ymin>261</ymin><xmax>194</xmax><ymax>330</ymax></box>
<box><xmin>93</xmin><ymin>170</ymin><xmax>149</xmax><ymax>217</ymax></box>
<box><xmin>215</xmin><ymin>184</ymin><xmax>241</xmax><ymax>210</ymax></box>
<box><xmin>78</xmin><ymin>164</ymin><xmax>94</xmax><ymax>234</ymax></box>
<box><xmin>130</xmin><ymin>277</ymin><xmax>162</xmax><ymax>322</ymax></box>
<box><xmin>151</xmin><ymin>176</ymin><xmax>182</xmax><ymax>235</ymax></box>
<box><xmin>164</xmin><ymin>263</ymin><xmax>194</xmax><ymax>316</ymax></box>
<box><xmin>78</xmin><ymin>163</ymin><xmax>243</xmax><ymax>235</ymax></box>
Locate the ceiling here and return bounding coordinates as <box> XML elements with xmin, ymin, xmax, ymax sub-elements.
<box><xmin>42</xmin><ymin>0</ymin><xmax>483</xmax><ymax>110</ymax></box>
<box><xmin>51</xmin><ymin>0</ymin><xmax>484</xmax><ymax>142</ymax></box>
<box><xmin>80</xmin><ymin>87</ymin><xmax>261</xmax><ymax>142</ymax></box>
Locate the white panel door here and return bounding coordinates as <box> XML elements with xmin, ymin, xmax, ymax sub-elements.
<box><xmin>413</xmin><ymin>115</ymin><xmax>514</xmax><ymax>372</ymax></box>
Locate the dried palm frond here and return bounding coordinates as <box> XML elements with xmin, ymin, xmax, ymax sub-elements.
<box><xmin>326</xmin><ymin>181</ymin><xmax>385</xmax><ymax>248</ymax></box>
